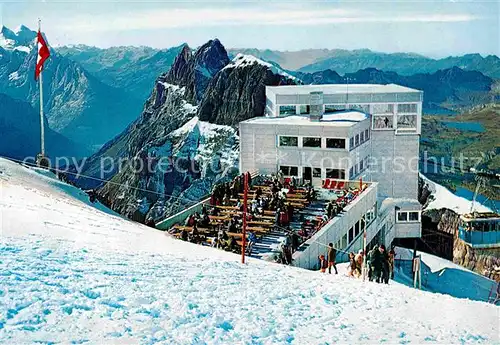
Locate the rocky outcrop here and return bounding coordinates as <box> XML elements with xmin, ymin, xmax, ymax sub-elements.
<box><xmin>198</xmin><ymin>54</ymin><xmax>296</xmax><ymax>126</ymax></box>
<box><xmin>164</xmin><ymin>40</ymin><xmax>230</xmax><ymax>104</ymax></box>
<box><xmin>454</xmin><ymin>240</ymin><xmax>500</xmax><ymax>282</ymax></box>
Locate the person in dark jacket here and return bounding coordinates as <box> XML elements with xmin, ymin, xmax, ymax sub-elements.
<box><xmin>327</xmin><ymin>243</ymin><xmax>338</xmax><ymax>274</ymax></box>
<box><xmin>372</xmin><ymin>244</ymin><xmax>389</xmax><ymax>283</ymax></box>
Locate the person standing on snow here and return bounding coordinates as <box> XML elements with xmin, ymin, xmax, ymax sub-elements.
<box><xmin>327</xmin><ymin>243</ymin><xmax>338</xmax><ymax>274</ymax></box>
<box><xmin>319</xmin><ymin>255</ymin><xmax>328</xmax><ymax>273</ymax></box>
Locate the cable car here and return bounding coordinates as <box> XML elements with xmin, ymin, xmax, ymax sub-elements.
<box><xmin>458</xmin><ymin>212</ymin><xmax>500</xmax><ymax>248</ymax></box>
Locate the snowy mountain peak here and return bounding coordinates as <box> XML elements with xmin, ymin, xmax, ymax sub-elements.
<box><xmin>224</xmin><ymin>53</ymin><xmax>299</xmax><ymax>82</ymax></box>
<box><xmin>0</xmin><ymin>24</ymin><xmax>36</xmax><ymax>51</ymax></box>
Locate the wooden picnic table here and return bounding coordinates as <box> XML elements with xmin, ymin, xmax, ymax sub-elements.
<box><xmin>173</xmin><ymin>225</ymin><xmax>211</xmax><ymax>232</ymax></box>
<box><xmin>248</xmin><ymin>220</ymin><xmax>273</xmax><ymax>226</ymax></box>
<box><xmin>209</xmin><ymin>215</ymin><xmax>230</xmax><ymax>221</ymax></box>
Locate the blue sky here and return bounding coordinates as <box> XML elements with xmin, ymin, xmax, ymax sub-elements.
<box><xmin>1</xmin><ymin>0</ymin><xmax>498</xmax><ymax>57</ymax></box>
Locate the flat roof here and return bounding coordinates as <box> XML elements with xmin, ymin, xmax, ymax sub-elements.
<box><xmin>242</xmin><ymin>111</ymin><xmax>369</xmax><ymax>127</ymax></box>
<box><xmin>266</xmin><ymin>84</ymin><xmax>422</xmax><ymax>96</ymax></box>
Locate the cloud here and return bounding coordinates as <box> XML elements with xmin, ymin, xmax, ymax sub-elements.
<box><xmin>57</xmin><ymin>6</ymin><xmax>479</xmax><ymax>33</ymax></box>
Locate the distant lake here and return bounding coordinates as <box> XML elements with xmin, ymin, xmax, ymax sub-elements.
<box><xmin>441</xmin><ymin>121</ymin><xmax>485</xmax><ymax>133</ymax></box>
<box><xmin>455</xmin><ymin>187</ymin><xmax>500</xmax><ymax>212</ymax></box>
<box><xmin>423</xmin><ymin>108</ymin><xmax>457</xmax><ymax>116</ymax></box>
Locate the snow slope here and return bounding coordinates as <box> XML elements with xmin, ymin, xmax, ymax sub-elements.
<box><xmin>421</xmin><ymin>174</ymin><xmax>492</xmax><ymax>214</ymax></box>
<box><xmin>0</xmin><ymin>158</ymin><xmax>498</xmax><ymax>344</ymax></box>
<box><xmin>395</xmin><ymin>247</ymin><xmax>497</xmax><ymax>303</ymax></box>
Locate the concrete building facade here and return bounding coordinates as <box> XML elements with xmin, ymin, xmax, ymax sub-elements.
<box><xmin>239</xmin><ymin>84</ymin><xmax>423</xmax><ymax>268</ymax></box>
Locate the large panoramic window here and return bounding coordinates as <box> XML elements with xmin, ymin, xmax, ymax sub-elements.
<box><xmin>372</xmin><ymin>104</ymin><xmax>394</xmax><ymax>114</ymax></box>
<box><xmin>313</xmin><ymin>168</ymin><xmax>322</xmax><ymax>178</ymax></box>
<box><xmin>326</xmin><ymin>138</ymin><xmax>346</xmax><ymax>149</ymax></box>
<box><xmin>279</xmin><ymin>136</ymin><xmax>298</xmax><ymax>147</ymax></box>
<box><xmin>326</xmin><ymin>169</ymin><xmax>345</xmax><ymax>179</ymax></box>
<box><xmin>279</xmin><ymin>165</ymin><xmax>299</xmax><ymax>177</ymax></box>
<box><xmin>373</xmin><ymin>115</ymin><xmax>394</xmax><ymax>129</ymax></box>
<box><xmin>398</xmin><ymin>103</ymin><xmax>418</xmax><ymax>114</ymax></box>
<box><xmin>397</xmin><ymin>114</ymin><xmax>417</xmax><ymax>129</ymax></box>
<box><xmin>279</xmin><ymin>105</ymin><xmax>296</xmax><ymax>116</ymax></box>
<box><xmin>302</xmin><ymin>137</ymin><xmax>321</xmax><ymax>148</ymax></box>
<box><xmin>349</xmin><ymin>104</ymin><xmax>370</xmax><ymax>113</ymax></box>
<box><xmin>325</xmin><ymin>104</ymin><xmax>345</xmax><ymax>114</ymax></box>
<box><xmin>299</xmin><ymin>105</ymin><xmax>310</xmax><ymax>115</ymax></box>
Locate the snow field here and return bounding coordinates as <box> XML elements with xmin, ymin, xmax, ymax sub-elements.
<box><xmin>0</xmin><ymin>158</ymin><xmax>499</xmax><ymax>344</ymax></box>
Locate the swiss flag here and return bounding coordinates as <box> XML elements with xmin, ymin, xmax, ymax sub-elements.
<box><xmin>35</xmin><ymin>30</ymin><xmax>50</xmax><ymax>80</ymax></box>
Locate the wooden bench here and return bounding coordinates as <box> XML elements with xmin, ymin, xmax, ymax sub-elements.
<box><xmin>173</xmin><ymin>225</ymin><xmax>211</xmax><ymax>232</ymax></box>
<box><xmin>209</xmin><ymin>215</ymin><xmax>230</xmax><ymax>221</ymax></box>
<box><xmin>248</xmin><ymin>220</ymin><xmax>273</xmax><ymax>226</ymax></box>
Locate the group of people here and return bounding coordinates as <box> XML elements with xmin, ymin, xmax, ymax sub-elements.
<box><xmin>345</xmin><ymin>244</ymin><xmax>395</xmax><ymax>283</ymax></box>
<box><xmin>318</xmin><ymin>243</ymin><xmax>339</xmax><ymax>274</ymax></box>
<box><xmin>209</xmin><ymin>173</ymin><xmax>252</xmax><ymax>207</ymax></box>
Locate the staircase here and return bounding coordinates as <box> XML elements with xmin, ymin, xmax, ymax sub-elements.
<box><xmin>249</xmin><ymin>200</ymin><xmax>327</xmax><ymax>260</ymax></box>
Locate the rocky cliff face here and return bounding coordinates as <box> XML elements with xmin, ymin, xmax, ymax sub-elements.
<box><xmin>198</xmin><ymin>54</ymin><xmax>296</xmax><ymax>126</ymax></box>
<box><xmin>454</xmin><ymin>239</ymin><xmax>500</xmax><ymax>282</ymax></box>
<box><xmin>164</xmin><ymin>40</ymin><xmax>230</xmax><ymax>104</ymax></box>
<box><xmin>419</xmin><ymin>176</ymin><xmax>499</xmax><ymax>282</ymax></box>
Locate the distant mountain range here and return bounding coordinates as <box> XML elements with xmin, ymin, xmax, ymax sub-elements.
<box><xmin>0</xmin><ymin>26</ymin><xmax>143</xmax><ymax>152</ymax></box>
<box><xmin>229</xmin><ymin>48</ymin><xmax>500</xmax><ymax>79</ymax></box>
<box><xmin>0</xmin><ymin>93</ymin><xmax>87</xmax><ymax>160</ymax></box>
<box><xmin>58</xmin><ymin>44</ymin><xmax>184</xmax><ymax>100</ymax></box>
<box><xmin>2</xmin><ymin>24</ymin><xmax>499</xmax><ymax>164</ymax></box>
<box><xmin>295</xmin><ymin>67</ymin><xmax>498</xmax><ymax>112</ymax></box>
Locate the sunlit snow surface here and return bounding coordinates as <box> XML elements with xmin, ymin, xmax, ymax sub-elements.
<box><xmin>0</xmin><ymin>158</ymin><xmax>498</xmax><ymax>344</ymax></box>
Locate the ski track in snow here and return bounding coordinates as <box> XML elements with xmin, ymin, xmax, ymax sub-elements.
<box><xmin>0</xmin><ymin>158</ymin><xmax>499</xmax><ymax>344</ymax></box>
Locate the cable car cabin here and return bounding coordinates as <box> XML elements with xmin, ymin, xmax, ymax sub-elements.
<box><xmin>458</xmin><ymin>212</ymin><xmax>500</xmax><ymax>249</ymax></box>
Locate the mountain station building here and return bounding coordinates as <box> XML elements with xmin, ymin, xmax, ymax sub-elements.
<box><xmin>239</xmin><ymin>84</ymin><xmax>424</xmax><ymax>268</ymax></box>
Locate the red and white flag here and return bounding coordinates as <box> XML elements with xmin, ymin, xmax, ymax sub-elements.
<box><xmin>35</xmin><ymin>30</ymin><xmax>50</xmax><ymax>80</ymax></box>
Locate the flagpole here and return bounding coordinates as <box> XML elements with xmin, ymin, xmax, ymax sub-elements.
<box><xmin>38</xmin><ymin>18</ymin><xmax>45</xmax><ymax>158</ymax></box>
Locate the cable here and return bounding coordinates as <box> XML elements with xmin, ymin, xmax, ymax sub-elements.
<box><xmin>0</xmin><ymin>155</ymin><xmax>207</xmax><ymax>206</ymax></box>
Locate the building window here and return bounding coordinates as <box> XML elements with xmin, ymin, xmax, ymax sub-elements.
<box><xmin>365</xmin><ymin>129</ymin><xmax>369</xmax><ymax>140</ymax></box>
<box><xmin>279</xmin><ymin>136</ymin><xmax>298</xmax><ymax>147</ymax></box>
<box><xmin>325</xmin><ymin>104</ymin><xmax>345</xmax><ymax>114</ymax></box>
<box><xmin>397</xmin><ymin>212</ymin><xmax>408</xmax><ymax>222</ymax></box>
<box><xmin>299</xmin><ymin>105</ymin><xmax>310</xmax><ymax>115</ymax></box>
<box><xmin>349</xmin><ymin>167</ymin><xmax>354</xmax><ymax>179</ymax></box>
<box><xmin>360</xmin><ymin>160</ymin><xmax>364</xmax><ymax>171</ymax></box>
<box><xmin>326</xmin><ymin>138</ymin><xmax>346</xmax><ymax>149</ymax></box>
<box><xmin>409</xmin><ymin>211</ymin><xmax>420</xmax><ymax>222</ymax></box>
<box><xmin>348</xmin><ymin>227</ymin><xmax>354</xmax><ymax>243</ymax></box>
<box><xmin>313</xmin><ymin>168</ymin><xmax>322</xmax><ymax>178</ymax></box>
<box><xmin>342</xmin><ymin>234</ymin><xmax>347</xmax><ymax>248</ymax></box>
<box><xmin>373</xmin><ymin>104</ymin><xmax>394</xmax><ymax>114</ymax></box>
<box><xmin>397</xmin><ymin>211</ymin><xmax>420</xmax><ymax>223</ymax></box>
<box><xmin>398</xmin><ymin>103</ymin><xmax>417</xmax><ymax>114</ymax></box>
<box><xmin>355</xmin><ymin>134</ymin><xmax>360</xmax><ymax>146</ymax></box>
<box><xmin>360</xmin><ymin>131</ymin><xmax>364</xmax><ymax>143</ymax></box>
<box><xmin>373</xmin><ymin>115</ymin><xmax>394</xmax><ymax>129</ymax></box>
<box><xmin>303</xmin><ymin>137</ymin><xmax>321</xmax><ymax>148</ymax></box>
<box><xmin>349</xmin><ymin>104</ymin><xmax>370</xmax><ymax>113</ymax></box>
<box><xmin>326</xmin><ymin>169</ymin><xmax>345</xmax><ymax>179</ymax></box>
<box><xmin>397</xmin><ymin>114</ymin><xmax>417</xmax><ymax>129</ymax></box>
<box><xmin>355</xmin><ymin>221</ymin><xmax>360</xmax><ymax>237</ymax></box>
<box><xmin>349</xmin><ymin>137</ymin><xmax>354</xmax><ymax>150</ymax></box>
<box><xmin>279</xmin><ymin>105</ymin><xmax>296</xmax><ymax>116</ymax></box>
<box><xmin>279</xmin><ymin>166</ymin><xmax>298</xmax><ymax>177</ymax></box>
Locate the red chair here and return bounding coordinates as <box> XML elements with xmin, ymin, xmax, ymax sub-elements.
<box><xmin>337</xmin><ymin>181</ymin><xmax>345</xmax><ymax>189</ymax></box>
<box><xmin>323</xmin><ymin>179</ymin><xmax>331</xmax><ymax>189</ymax></box>
<box><xmin>284</xmin><ymin>177</ymin><xmax>291</xmax><ymax>187</ymax></box>
<box><xmin>329</xmin><ymin>180</ymin><xmax>338</xmax><ymax>189</ymax></box>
